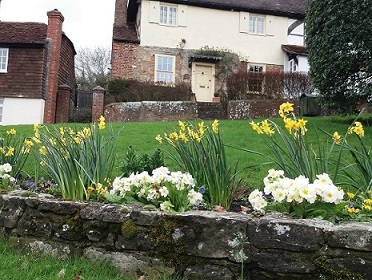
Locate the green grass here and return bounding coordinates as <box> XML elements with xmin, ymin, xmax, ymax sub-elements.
<box><xmin>0</xmin><ymin>236</ymin><xmax>128</xmax><ymax>280</ymax></box>
<box><xmin>0</xmin><ymin>236</ymin><xmax>185</xmax><ymax>280</ymax></box>
<box><xmin>0</xmin><ymin>114</ymin><xmax>371</xmax><ymax>191</ymax></box>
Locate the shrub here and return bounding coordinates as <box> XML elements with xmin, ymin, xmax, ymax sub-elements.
<box><xmin>106</xmin><ymin>79</ymin><xmax>193</xmax><ymax>103</ymax></box>
<box><xmin>226</xmin><ymin>71</ymin><xmax>314</xmax><ymax>100</ymax></box>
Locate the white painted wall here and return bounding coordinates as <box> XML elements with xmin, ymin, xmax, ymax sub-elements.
<box><xmin>141</xmin><ymin>0</ymin><xmax>289</xmax><ymax>65</ymax></box>
<box><xmin>298</xmin><ymin>56</ymin><xmax>309</xmax><ymax>72</ymax></box>
<box><xmin>1</xmin><ymin>98</ymin><xmax>45</xmax><ymax>125</ymax></box>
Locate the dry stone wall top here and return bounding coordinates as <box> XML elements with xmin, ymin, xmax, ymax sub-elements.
<box><xmin>1</xmin><ymin>192</ymin><xmax>371</xmax><ymax>280</ymax></box>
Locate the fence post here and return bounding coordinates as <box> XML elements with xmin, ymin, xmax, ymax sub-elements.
<box><xmin>55</xmin><ymin>84</ymin><xmax>72</xmax><ymax>123</ymax></box>
<box><xmin>92</xmin><ymin>86</ymin><xmax>105</xmax><ymax>122</ymax></box>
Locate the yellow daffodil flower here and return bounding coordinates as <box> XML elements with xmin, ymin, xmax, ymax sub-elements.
<box><xmin>212</xmin><ymin>120</ymin><xmax>219</xmax><ymax>133</ymax></box>
<box><xmin>332</xmin><ymin>131</ymin><xmax>341</xmax><ymax>144</ymax></box>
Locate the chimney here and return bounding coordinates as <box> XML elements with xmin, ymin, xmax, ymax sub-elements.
<box><xmin>43</xmin><ymin>9</ymin><xmax>64</xmax><ymax>123</ymax></box>
<box><xmin>114</xmin><ymin>0</ymin><xmax>127</xmax><ymax>26</ymax></box>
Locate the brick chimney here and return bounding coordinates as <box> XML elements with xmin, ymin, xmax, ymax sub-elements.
<box><xmin>114</xmin><ymin>0</ymin><xmax>127</xmax><ymax>26</ymax></box>
<box><xmin>43</xmin><ymin>9</ymin><xmax>64</xmax><ymax>123</ymax></box>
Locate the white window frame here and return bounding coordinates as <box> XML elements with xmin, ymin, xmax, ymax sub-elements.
<box><xmin>159</xmin><ymin>4</ymin><xmax>177</xmax><ymax>26</ymax></box>
<box><xmin>0</xmin><ymin>98</ymin><xmax>4</xmax><ymax>123</ymax></box>
<box><xmin>289</xmin><ymin>59</ymin><xmax>298</xmax><ymax>72</ymax></box>
<box><xmin>155</xmin><ymin>54</ymin><xmax>175</xmax><ymax>85</ymax></box>
<box><xmin>0</xmin><ymin>48</ymin><xmax>9</xmax><ymax>73</ymax></box>
<box><xmin>249</xmin><ymin>15</ymin><xmax>265</xmax><ymax>35</ymax></box>
<box><xmin>248</xmin><ymin>64</ymin><xmax>265</xmax><ymax>93</ymax></box>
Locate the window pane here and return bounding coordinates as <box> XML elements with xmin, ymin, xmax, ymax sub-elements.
<box><xmin>0</xmin><ymin>49</ymin><xmax>8</xmax><ymax>71</ymax></box>
<box><xmin>156</xmin><ymin>56</ymin><xmax>174</xmax><ymax>84</ymax></box>
<box><xmin>257</xmin><ymin>17</ymin><xmax>265</xmax><ymax>34</ymax></box>
<box><xmin>160</xmin><ymin>6</ymin><xmax>167</xmax><ymax>24</ymax></box>
<box><xmin>249</xmin><ymin>16</ymin><xmax>256</xmax><ymax>33</ymax></box>
<box><xmin>169</xmin><ymin>7</ymin><xmax>177</xmax><ymax>25</ymax></box>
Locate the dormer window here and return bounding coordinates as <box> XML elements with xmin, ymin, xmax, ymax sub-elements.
<box><xmin>160</xmin><ymin>5</ymin><xmax>177</xmax><ymax>26</ymax></box>
<box><xmin>0</xmin><ymin>48</ymin><xmax>9</xmax><ymax>73</ymax></box>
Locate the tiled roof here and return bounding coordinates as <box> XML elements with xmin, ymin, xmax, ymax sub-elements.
<box><xmin>281</xmin><ymin>44</ymin><xmax>307</xmax><ymax>55</ymax></box>
<box><xmin>160</xmin><ymin>0</ymin><xmax>307</xmax><ymax>19</ymax></box>
<box><xmin>0</xmin><ymin>22</ymin><xmax>48</xmax><ymax>44</ymax></box>
<box><xmin>113</xmin><ymin>23</ymin><xmax>139</xmax><ymax>43</ymax></box>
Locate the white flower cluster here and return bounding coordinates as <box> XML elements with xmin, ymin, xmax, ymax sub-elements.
<box><xmin>249</xmin><ymin>169</ymin><xmax>345</xmax><ymax>211</ymax></box>
<box><xmin>111</xmin><ymin>166</ymin><xmax>203</xmax><ymax>210</ymax></box>
<box><xmin>0</xmin><ymin>163</ymin><xmax>15</xmax><ymax>186</ymax></box>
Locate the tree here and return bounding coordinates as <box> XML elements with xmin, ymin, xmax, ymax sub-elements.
<box><xmin>306</xmin><ymin>0</ymin><xmax>372</xmax><ymax>113</ymax></box>
<box><xmin>75</xmin><ymin>47</ymin><xmax>111</xmax><ymax>91</ymax></box>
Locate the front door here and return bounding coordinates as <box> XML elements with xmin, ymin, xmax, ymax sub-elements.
<box><xmin>192</xmin><ymin>63</ymin><xmax>214</xmax><ymax>102</ymax></box>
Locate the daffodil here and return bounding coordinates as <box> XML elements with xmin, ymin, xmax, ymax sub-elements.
<box><xmin>250</xmin><ymin>121</ymin><xmax>263</xmax><ymax>134</ymax></box>
<box><xmin>6</xmin><ymin>128</ymin><xmax>16</xmax><ymax>135</ymax></box>
<box><xmin>332</xmin><ymin>131</ymin><xmax>341</xmax><ymax>144</ymax></box>
<box><xmin>212</xmin><ymin>119</ymin><xmax>219</xmax><ymax>133</ymax></box>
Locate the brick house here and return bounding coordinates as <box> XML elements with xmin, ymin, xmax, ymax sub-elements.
<box><xmin>111</xmin><ymin>0</ymin><xmax>308</xmax><ymax>102</ymax></box>
<box><xmin>0</xmin><ymin>9</ymin><xmax>76</xmax><ymax>125</ymax></box>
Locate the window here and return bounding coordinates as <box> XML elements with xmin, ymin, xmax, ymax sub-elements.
<box><xmin>249</xmin><ymin>15</ymin><xmax>265</xmax><ymax>34</ymax></box>
<box><xmin>160</xmin><ymin>5</ymin><xmax>177</xmax><ymax>26</ymax></box>
<box><xmin>0</xmin><ymin>98</ymin><xmax>4</xmax><ymax>123</ymax></box>
<box><xmin>289</xmin><ymin>59</ymin><xmax>298</xmax><ymax>72</ymax></box>
<box><xmin>0</xmin><ymin>48</ymin><xmax>9</xmax><ymax>73</ymax></box>
<box><xmin>248</xmin><ymin>64</ymin><xmax>265</xmax><ymax>92</ymax></box>
<box><xmin>156</xmin><ymin>55</ymin><xmax>175</xmax><ymax>85</ymax></box>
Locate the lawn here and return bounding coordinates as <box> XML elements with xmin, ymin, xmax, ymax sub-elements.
<box><xmin>0</xmin><ymin>113</ymin><xmax>371</xmax><ymax>191</ymax></box>
<box><xmin>0</xmin><ymin>236</ymin><xmax>127</xmax><ymax>280</ymax></box>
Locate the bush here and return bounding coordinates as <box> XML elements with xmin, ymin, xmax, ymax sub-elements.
<box><xmin>226</xmin><ymin>71</ymin><xmax>314</xmax><ymax>100</ymax></box>
<box><xmin>106</xmin><ymin>79</ymin><xmax>193</xmax><ymax>103</ymax></box>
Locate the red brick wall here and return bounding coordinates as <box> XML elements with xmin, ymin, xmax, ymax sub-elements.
<box><xmin>58</xmin><ymin>36</ymin><xmax>76</xmax><ymax>93</ymax></box>
<box><xmin>0</xmin><ymin>47</ymin><xmax>45</xmax><ymax>98</ymax></box>
<box><xmin>55</xmin><ymin>84</ymin><xmax>72</xmax><ymax>123</ymax></box>
<box><xmin>92</xmin><ymin>86</ymin><xmax>105</xmax><ymax>122</ymax></box>
<box><xmin>44</xmin><ymin>9</ymin><xmax>64</xmax><ymax>123</ymax></box>
<box><xmin>111</xmin><ymin>42</ymin><xmax>139</xmax><ymax>80</ymax></box>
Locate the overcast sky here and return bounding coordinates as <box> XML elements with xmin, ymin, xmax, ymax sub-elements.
<box><xmin>0</xmin><ymin>0</ymin><xmax>115</xmax><ymax>50</ymax></box>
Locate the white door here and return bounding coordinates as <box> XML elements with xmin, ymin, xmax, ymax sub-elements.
<box><xmin>193</xmin><ymin>64</ymin><xmax>214</xmax><ymax>102</ymax></box>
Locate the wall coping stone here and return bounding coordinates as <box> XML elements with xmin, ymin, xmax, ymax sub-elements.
<box><xmin>1</xmin><ymin>192</ymin><xmax>371</xmax><ymax>279</ymax></box>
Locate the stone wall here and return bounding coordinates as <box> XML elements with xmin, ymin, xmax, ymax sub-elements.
<box><xmin>104</xmin><ymin>99</ymin><xmax>298</xmax><ymax>122</ymax></box>
<box><xmin>104</xmin><ymin>101</ymin><xmax>198</xmax><ymax>122</ymax></box>
<box><xmin>0</xmin><ymin>192</ymin><xmax>371</xmax><ymax>280</ymax></box>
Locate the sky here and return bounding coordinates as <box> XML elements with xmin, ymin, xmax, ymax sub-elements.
<box><xmin>0</xmin><ymin>0</ymin><xmax>116</xmax><ymax>50</ymax></box>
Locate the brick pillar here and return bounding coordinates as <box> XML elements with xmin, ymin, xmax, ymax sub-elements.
<box><xmin>44</xmin><ymin>9</ymin><xmax>64</xmax><ymax>123</ymax></box>
<box><xmin>92</xmin><ymin>86</ymin><xmax>105</xmax><ymax>122</ymax></box>
<box><xmin>55</xmin><ymin>84</ymin><xmax>72</xmax><ymax>123</ymax></box>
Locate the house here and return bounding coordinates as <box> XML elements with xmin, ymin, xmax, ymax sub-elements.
<box><xmin>111</xmin><ymin>0</ymin><xmax>308</xmax><ymax>102</ymax></box>
<box><xmin>0</xmin><ymin>9</ymin><xmax>76</xmax><ymax>125</ymax></box>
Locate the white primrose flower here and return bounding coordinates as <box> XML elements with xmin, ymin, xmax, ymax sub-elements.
<box><xmin>1</xmin><ymin>163</ymin><xmax>12</xmax><ymax>174</ymax></box>
<box><xmin>251</xmin><ymin>197</ymin><xmax>267</xmax><ymax>211</ymax></box>
<box><xmin>159</xmin><ymin>186</ymin><xmax>169</xmax><ymax>197</ymax></box>
<box><xmin>271</xmin><ymin>187</ymin><xmax>288</xmax><ymax>202</ymax></box>
<box><xmin>187</xmin><ymin>189</ymin><xmax>203</xmax><ymax>205</ymax></box>
<box><xmin>248</xmin><ymin>189</ymin><xmax>263</xmax><ymax>203</ymax></box>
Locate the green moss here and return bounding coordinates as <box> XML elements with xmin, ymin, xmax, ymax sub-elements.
<box><xmin>19</xmin><ymin>191</ymin><xmax>38</xmax><ymax>197</ymax></box>
<box><xmin>121</xmin><ymin>219</ymin><xmax>138</xmax><ymax>240</ymax></box>
<box><xmin>314</xmin><ymin>256</ymin><xmax>364</xmax><ymax>280</ymax></box>
<box><xmin>150</xmin><ymin>217</ymin><xmax>187</xmax><ymax>270</ymax></box>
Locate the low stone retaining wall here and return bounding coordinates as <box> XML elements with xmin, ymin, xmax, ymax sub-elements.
<box><xmin>1</xmin><ymin>192</ymin><xmax>371</xmax><ymax>279</ymax></box>
<box><xmin>103</xmin><ymin>100</ymin><xmax>299</xmax><ymax>122</ymax></box>
<box><xmin>104</xmin><ymin>101</ymin><xmax>198</xmax><ymax>122</ymax></box>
